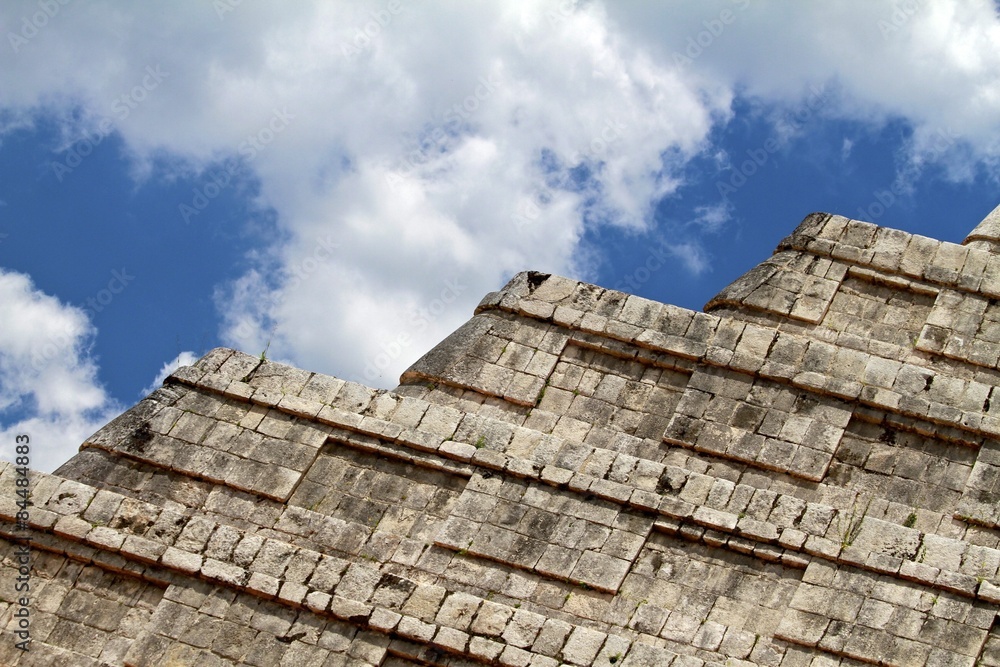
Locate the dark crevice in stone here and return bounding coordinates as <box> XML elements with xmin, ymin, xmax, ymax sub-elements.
<box><xmin>526</xmin><ymin>271</ymin><xmax>550</xmax><ymax>293</ymax></box>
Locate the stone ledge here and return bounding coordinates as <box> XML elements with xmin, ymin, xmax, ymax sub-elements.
<box><xmin>0</xmin><ymin>474</ymin><xmax>676</xmax><ymax>667</ymax></box>
<box><xmin>5</xmin><ymin>438</ymin><xmax>998</xmax><ymax>607</ymax></box>
<box><xmin>473</xmin><ymin>275</ymin><xmax>1000</xmax><ymax>444</ymax></box>
<box><xmin>780</xmin><ymin>214</ymin><xmax>1000</xmax><ymax>300</ymax></box>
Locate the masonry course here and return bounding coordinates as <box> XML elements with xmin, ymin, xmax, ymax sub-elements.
<box><xmin>2</xmin><ymin>209</ymin><xmax>1000</xmax><ymax>665</ymax></box>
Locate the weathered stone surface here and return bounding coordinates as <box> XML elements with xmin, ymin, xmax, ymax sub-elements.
<box><xmin>6</xmin><ymin>209</ymin><xmax>1000</xmax><ymax>667</ymax></box>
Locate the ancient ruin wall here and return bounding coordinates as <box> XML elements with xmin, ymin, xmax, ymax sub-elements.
<box><xmin>0</xmin><ymin>211</ymin><xmax>998</xmax><ymax>666</ymax></box>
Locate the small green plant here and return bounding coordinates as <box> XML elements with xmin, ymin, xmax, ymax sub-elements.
<box><xmin>259</xmin><ymin>339</ymin><xmax>271</xmax><ymax>361</ymax></box>
<box><xmin>839</xmin><ymin>497</ymin><xmax>871</xmax><ymax>548</ymax></box>
<box><xmin>904</xmin><ymin>512</ymin><xmax>917</xmax><ymax>528</ymax></box>
<box><xmin>535</xmin><ymin>378</ymin><xmax>551</xmax><ymax>406</ymax></box>
<box><xmin>474</xmin><ymin>436</ymin><xmax>487</xmax><ymax>449</ymax></box>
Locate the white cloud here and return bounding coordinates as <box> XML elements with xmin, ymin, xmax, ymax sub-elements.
<box><xmin>667</xmin><ymin>241</ymin><xmax>711</xmax><ymax>276</ymax></box>
<box><xmin>603</xmin><ymin>0</ymin><xmax>1000</xmax><ymax>172</ymax></box>
<box><xmin>842</xmin><ymin>138</ymin><xmax>855</xmax><ymax>161</ymax></box>
<box><xmin>692</xmin><ymin>202</ymin><xmax>732</xmax><ymax>233</ymax></box>
<box><xmin>0</xmin><ymin>269</ymin><xmax>120</xmax><ymax>472</ymax></box>
<box><xmin>142</xmin><ymin>350</ymin><xmax>200</xmax><ymax>398</ymax></box>
<box><xmin>2</xmin><ymin>0</ymin><xmax>1000</xmax><ymax>408</ymax></box>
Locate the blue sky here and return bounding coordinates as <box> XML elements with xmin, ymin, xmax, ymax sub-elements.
<box><xmin>1</xmin><ymin>0</ymin><xmax>999</xmax><ymax>471</ymax></box>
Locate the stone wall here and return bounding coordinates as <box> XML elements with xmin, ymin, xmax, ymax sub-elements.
<box><xmin>1</xmin><ymin>211</ymin><xmax>998</xmax><ymax>666</ymax></box>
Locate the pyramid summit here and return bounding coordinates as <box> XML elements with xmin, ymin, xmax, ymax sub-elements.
<box><xmin>2</xmin><ymin>210</ymin><xmax>999</xmax><ymax>666</ymax></box>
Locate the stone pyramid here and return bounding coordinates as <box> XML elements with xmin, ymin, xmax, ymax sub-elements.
<box><xmin>1</xmin><ymin>210</ymin><xmax>999</xmax><ymax>666</ymax></box>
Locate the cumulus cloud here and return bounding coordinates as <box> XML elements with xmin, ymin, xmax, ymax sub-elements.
<box><xmin>141</xmin><ymin>350</ymin><xmax>200</xmax><ymax>398</ymax></box>
<box><xmin>0</xmin><ymin>269</ymin><xmax>120</xmax><ymax>471</ymax></box>
<box><xmin>604</xmin><ymin>0</ymin><xmax>1000</xmax><ymax>172</ymax></box>
<box><xmin>0</xmin><ymin>1</ymin><xmax>727</xmax><ymax>390</ymax></box>
<box><xmin>2</xmin><ymin>0</ymin><xmax>1000</xmax><ymax>407</ymax></box>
